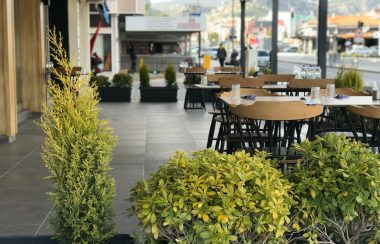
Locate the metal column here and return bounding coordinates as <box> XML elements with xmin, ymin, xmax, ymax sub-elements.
<box><xmin>271</xmin><ymin>0</ymin><xmax>278</xmax><ymax>74</ymax></box>
<box><xmin>240</xmin><ymin>0</ymin><xmax>246</xmax><ymax>74</ymax></box>
<box><xmin>318</xmin><ymin>0</ymin><xmax>328</xmax><ymax>78</ymax></box>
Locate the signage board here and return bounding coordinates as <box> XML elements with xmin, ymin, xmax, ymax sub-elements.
<box><xmin>125</xmin><ymin>16</ymin><xmax>206</xmax><ymax>32</ymax></box>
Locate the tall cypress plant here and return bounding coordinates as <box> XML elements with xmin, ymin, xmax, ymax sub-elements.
<box><xmin>41</xmin><ymin>28</ymin><xmax>116</xmax><ymax>243</ymax></box>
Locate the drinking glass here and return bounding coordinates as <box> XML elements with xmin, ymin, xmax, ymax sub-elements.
<box><xmin>326</xmin><ymin>84</ymin><xmax>336</xmax><ymax>98</ymax></box>
<box><xmin>232</xmin><ymin>84</ymin><xmax>240</xmax><ymax>99</ymax></box>
<box><xmin>310</xmin><ymin>87</ymin><xmax>320</xmax><ymax>102</ymax></box>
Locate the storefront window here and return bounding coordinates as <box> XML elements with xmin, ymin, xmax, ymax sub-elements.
<box><xmin>92</xmin><ymin>34</ymin><xmax>112</xmax><ymax>72</ymax></box>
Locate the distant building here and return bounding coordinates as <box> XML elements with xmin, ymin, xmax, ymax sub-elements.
<box><xmin>297</xmin><ymin>14</ymin><xmax>380</xmax><ymax>54</ymax></box>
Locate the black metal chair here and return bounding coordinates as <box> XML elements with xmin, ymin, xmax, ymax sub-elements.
<box><xmin>229</xmin><ymin>101</ymin><xmax>323</xmax><ymax>167</ymax></box>
<box><xmin>347</xmin><ymin>105</ymin><xmax>380</xmax><ymax>153</ymax></box>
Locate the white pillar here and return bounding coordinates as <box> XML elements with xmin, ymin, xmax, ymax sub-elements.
<box><xmin>112</xmin><ymin>14</ymin><xmax>120</xmax><ymax>73</ymax></box>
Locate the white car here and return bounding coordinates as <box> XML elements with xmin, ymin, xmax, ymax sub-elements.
<box><xmin>258</xmin><ymin>50</ymin><xmax>270</xmax><ymax>67</ymax></box>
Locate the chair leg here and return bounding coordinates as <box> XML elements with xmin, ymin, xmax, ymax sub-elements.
<box><xmin>207</xmin><ymin>114</ymin><xmax>217</xmax><ymax>148</ymax></box>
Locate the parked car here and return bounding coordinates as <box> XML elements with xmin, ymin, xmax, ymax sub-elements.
<box><xmin>258</xmin><ymin>50</ymin><xmax>270</xmax><ymax>67</ymax></box>
<box><xmin>346</xmin><ymin>46</ymin><xmax>371</xmax><ymax>56</ymax></box>
<box><xmin>283</xmin><ymin>46</ymin><xmax>299</xmax><ymax>53</ymax></box>
<box><xmin>369</xmin><ymin>45</ymin><xmax>378</xmax><ymax>56</ymax></box>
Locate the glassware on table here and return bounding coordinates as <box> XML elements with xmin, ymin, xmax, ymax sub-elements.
<box><xmin>300</xmin><ymin>66</ymin><xmax>307</xmax><ymax>79</ymax></box>
<box><xmin>315</xmin><ymin>66</ymin><xmax>322</xmax><ymax>79</ymax></box>
<box><xmin>310</xmin><ymin>87</ymin><xmax>321</xmax><ymax>102</ymax></box>
<box><xmin>326</xmin><ymin>84</ymin><xmax>336</xmax><ymax>98</ymax></box>
<box><xmin>232</xmin><ymin>84</ymin><xmax>240</xmax><ymax>98</ymax></box>
<box><xmin>201</xmin><ymin>75</ymin><xmax>208</xmax><ymax>86</ymax></box>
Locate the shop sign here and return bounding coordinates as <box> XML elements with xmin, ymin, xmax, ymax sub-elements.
<box><xmin>125</xmin><ymin>16</ymin><xmax>206</xmax><ymax>32</ymax></box>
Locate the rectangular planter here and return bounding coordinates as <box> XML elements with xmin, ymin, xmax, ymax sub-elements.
<box><xmin>98</xmin><ymin>87</ymin><xmax>131</xmax><ymax>102</ymax></box>
<box><xmin>140</xmin><ymin>86</ymin><xmax>178</xmax><ymax>102</ymax></box>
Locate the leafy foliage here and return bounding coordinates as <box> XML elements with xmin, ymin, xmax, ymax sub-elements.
<box><xmin>164</xmin><ymin>63</ymin><xmax>177</xmax><ymax>87</ymax></box>
<box><xmin>90</xmin><ymin>75</ymin><xmax>110</xmax><ymax>88</ymax></box>
<box><xmin>248</xmin><ymin>67</ymin><xmax>256</xmax><ymax>77</ymax></box>
<box><xmin>139</xmin><ymin>61</ymin><xmax>150</xmax><ymax>87</ymax></box>
<box><xmin>288</xmin><ymin>134</ymin><xmax>380</xmax><ymax>243</ymax></box>
<box><xmin>335</xmin><ymin>67</ymin><xmax>363</xmax><ymax>91</ymax></box>
<box><xmin>129</xmin><ymin>150</ymin><xmax>295</xmax><ymax>243</ymax></box>
<box><xmin>260</xmin><ymin>67</ymin><xmax>272</xmax><ymax>74</ymax></box>
<box><xmin>41</xmin><ymin>28</ymin><xmax>116</xmax><ymax>243</ymax></box>
<box><xmin>112</xmin><ymin>73</ymin><xmax>133</xmax><ymax>88</ymax></box>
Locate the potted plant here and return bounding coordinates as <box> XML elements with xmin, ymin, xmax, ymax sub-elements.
<box><xmin>128</xmin><ymin>149</ymin><xmax>295</xmax><ymax>243</ymax></box>
<box><xmin>335</xmin><ymin>67</ymin><xmax>364</xmax><ymax>92</ymax></box>
<box><xmin>90</xmin><ymin>73</ymin><xmax>132</xmax><ymax>102</ymax></box>
<box><xmin>140</xmin><ymin>62</ymin><xmax>178</xmax><ymax>102</ymax></box>
<box><xmin>38</xmin><ymin>28</ymin><xmax>118</xmax><ymax>243</ymax></box>
<box><xmin>288</xmin><ymin>134</ymin><xmax>380</xmax><ymax>243</ymax></box>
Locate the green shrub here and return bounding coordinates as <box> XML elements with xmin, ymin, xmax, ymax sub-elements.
<box><xmin>260</xmin><ymin>67</ymin><xmax>272</xmax><ymax>74</ymax></box>
<box><xmin>288</xmin><ymin>134</ymin><xmax>380</xmax><ymax>243</ymax></box>
<box><xmin>41</xmin><ymin>28</ymin><xmax>116</xmax><ymax>243</ymax></box>
<box><xmin>248</xmin><ymin>67</ymin><xmax>256</xmax><ymax>77</ymax></box>
<box><xmin>128</xmin><ymin>149</ymin><xmax>295</xmax><ymax>243</ymax></box>
<box><xmin>164</xmin><ymin>63</ymin><xmax>177</xmax><ymax>87</ymax></box>
<box><xmin>112</xmin><ymin>73</ymin><xmax>133</xmax><ymax>88</ymax></box>
<box><xmin>139</xmin><ymin>62</ymin><xmax>150</xmax><ymax>87</ymax></box>
<box><xmin>335</xmin><ymin>67</ymin><xmax>363</xmax><ymax>91</ymax></box>
<box><xmin>90</xmin><ymin>75</ymin><xmax>110</xmax><ymax>88</ymax></box>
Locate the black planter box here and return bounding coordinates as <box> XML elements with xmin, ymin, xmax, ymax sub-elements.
<box><xmin>0</xmin><ymin>234</ymin><xmax>134</xmax><ymax>244</ymax></box>
<box><xmin>98</xmin><ymin>87</ymin><xmax>131</xmax><ymax>102</ymax></box>
<box><xmin>140</xmin><ymin>86</ymin><xmax>178</xmax><ymax>102</ymax></box>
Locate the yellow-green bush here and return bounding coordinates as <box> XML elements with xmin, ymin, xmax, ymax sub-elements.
<box><xmin>41</xmin><ymin>29</ymin><xmax>116</xmax><ymax>243</ymax></box>
<box><xmin>288</xmin><ymin>134</ymin><xmax>380</xmax><ymax>243</ymax></box>
<box><xmin>128</xmin><ymin>150</ymin><xmax>295</xmax><ymax>243</ymax></box>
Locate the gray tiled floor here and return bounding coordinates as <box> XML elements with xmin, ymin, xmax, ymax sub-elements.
<box><xmin>0</xmin><ymin>86</ymin><xmax>214</xmax><ymax>236</ymax></box>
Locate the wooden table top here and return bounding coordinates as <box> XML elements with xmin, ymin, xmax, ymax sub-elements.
<box><xmin>221</xmin><ymin>95</ymin><xmax>380</xmax><ymax>107</ymax></box>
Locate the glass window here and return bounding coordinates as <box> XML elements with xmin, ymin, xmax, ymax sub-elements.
<box><xmin>90</xmin><ymin>14</ymin><xmax>111</xmax><ymax>28</ymax></box>
<box><xmin>91</xmin><ymin>34</ymin><xmax>112</xmax><ymax>72</ymax></box>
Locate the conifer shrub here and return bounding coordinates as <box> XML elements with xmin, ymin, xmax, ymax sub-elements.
<box><xmin>41</xmin><ymin>28</ymin><xmax>116</xmax><ymax>243</ymax></box>
<box><xmin>139</xmin><ymin>61</ymin><xmax>150</xmax><ymax>87</ymax></box>
<box><xmin>164</xmin><ymin>62</ymin><xmax>177</xmax><ymax>87</ymax></box>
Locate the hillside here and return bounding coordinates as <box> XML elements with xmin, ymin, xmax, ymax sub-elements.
<box><xmin>148</xmin><ymin>0</ymin><xmax>378</xmax><ymax>17</ymax></box>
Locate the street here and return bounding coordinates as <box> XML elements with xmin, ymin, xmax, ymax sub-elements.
<box><xmin>277</xmin><ymin>53</ymin><xmax>380</xmax><ymax>86</ymax></box>
<box><xmin>210</xmin><ymin>53</ymin><xmax>380</xmax><ymax>86</ymax></box>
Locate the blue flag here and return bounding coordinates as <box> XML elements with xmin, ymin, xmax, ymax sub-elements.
<box><xmin>103</xmin><ymin>0</ymin><xmax>110</xmax><ymax>24</ymax></box>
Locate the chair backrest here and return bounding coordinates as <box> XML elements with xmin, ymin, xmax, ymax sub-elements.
<box><xmin>206</xmin><ymin>74</ymin><xmax>242</xmax><ymax>83</ymax></box>
<box><xmin>219</xmin><ymin>78</ymin><xmax>265</xmax><ymax>88</ymax></box>
<box><xmin>259</xmin><ymin>74</ymin><xmax>295</xmax><ymax>83</ymax></box>
<box><xmin>320</xmin><ymin>88</ymin><xmax>370</xmax><ymax>97</ymax></box>
<box><xmin>185</xmin><ymin>67</ymin><xmax>206</xmax><ymax>73</ymax></box>
<box><xmin>220</xmin><ymin>66</ymin><xmax>242</xmax><ymax>73</ymax></box>
<box><xmin>230</xmin><ymin>101</ymin><xmax>323</xmax><ymax>121</ymax></box>
<box><xmin>347</xmin><ymin>106</ymin><xmax>380</xmax><ymax>119</ymax></box>
<box><xmin>288</xmin><ymin>79</ymin><xmax>335</xmax><ymax>89</ymax></box>
<box><xmin>221</xmin><ymin>88</ymin><xmax>277</xmax><ymax>98</ymax></box>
